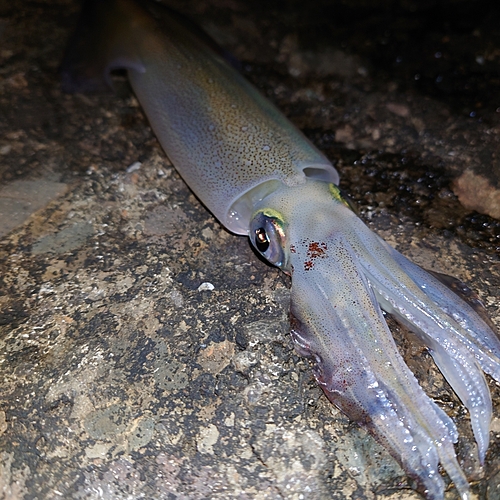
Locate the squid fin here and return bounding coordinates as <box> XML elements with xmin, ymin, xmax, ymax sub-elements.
<box><xmin>61</xmin><ymin>0</ymin><xmax>239</xmax><ymax>94</ymax></box>
<box><xmin>61</xmin><ymin>0</ymin><xmax>148</xmax><ymax>93</ymax></box>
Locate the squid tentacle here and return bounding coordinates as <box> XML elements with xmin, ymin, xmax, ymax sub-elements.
<box><xmin>429</xmin><ymin>343</ymin><xmax>492</xmax><ymax>463</ymax></box>
<box><xmin>288</xmin><ymin>232</ymin><xmax>470</xmax><ymax>499</ymax></box>
<box><xmin>383</xmin><ymin>242</ymin><xmax>500</xmax><ymax>361</ymax></box>
<box><xmin>251</xmin><ymin>183</ymin><xmax>498</xmax><ymax>498</ymax></box>
<box><xmin>346</xmin><ymin>218</ymin><xmax>500</xmax><ymax>378</ymax></box>
<box><xmin>339</xmin><ymin>215</ymin><xmax>498</xmax><ymax>465</ymax></box>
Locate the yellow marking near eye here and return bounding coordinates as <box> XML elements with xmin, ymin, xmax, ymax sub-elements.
<box><xmin>328</xmin><ymin>184</ymin><xmax>349</xmax><ymax>206</ymax></box>
<box><xmin>256</xmin><ymin>208</ymin><xmax>285</xmax><ymax>224</ymax></box>
<box><xmin>329</xmin><ymin>184</ymin><xmax>353</xmax><ymax>211</ymax></box>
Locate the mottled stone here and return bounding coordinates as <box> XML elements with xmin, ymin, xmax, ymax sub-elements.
<box><xmin>453</xmin><ymin>170</ymin><xmax>500</xmax><ymax>220</ymax></box>
<box><xmin>0</xmin><ymin>178</ymin><xmax>68</xmax><ymax>238</ymax></box>
<box><xmin>0</xmin><ymin>1</ymin><xmax>499</xmax><ymax>500</ymax></box>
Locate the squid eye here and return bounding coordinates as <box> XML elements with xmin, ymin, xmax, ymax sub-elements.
<box><xmin>255</xmin><ymin>227</ymin><xmax>270</xmax><ymax>252</ymax></box>
<box><xmin>249</xmin><ymin>211</ymin><xmax>286</xmax><ymax>268</ymax></box>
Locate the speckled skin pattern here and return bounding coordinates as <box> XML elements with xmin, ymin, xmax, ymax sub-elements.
<box><xmin>63</xmin><ymin>1</ymin><xmax>500</xmax><ymax>499</ymax></box>
<box><xmin>65</xmin><ymin>0</ymin><xmax>337</xmax><ymax>234</ymax></box>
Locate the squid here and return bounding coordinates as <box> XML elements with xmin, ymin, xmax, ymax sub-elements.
<box><xmin>62</xmin><ymin>0</ymin><xmax>500</xmax><ymax>498</ymax></box>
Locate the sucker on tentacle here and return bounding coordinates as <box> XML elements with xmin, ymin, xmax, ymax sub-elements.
<box><xmin>63</xmin><ymin>1</ymin><xmax>500</xmax><ymax>498</ymax></box>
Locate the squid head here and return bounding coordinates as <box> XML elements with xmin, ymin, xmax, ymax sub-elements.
<box><xmin>249</xmin><ymin>179</ymin><xmax>500</xmax><ymax>500</ymax></box>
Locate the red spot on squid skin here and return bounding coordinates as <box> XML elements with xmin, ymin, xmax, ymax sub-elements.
<box><xmin>303</xmin><ymin>241</ymin><xmax>328</xmax><ymax>271</ymax></box>
<box><xmin>308</xmin><ymin>241</ymin><xmax>327</xmax><ymax>258</ymax></box>
<box><xmin>290</xmin><ymin>244</ymin><xmax>296</xmax><ymax>253</ymax></box>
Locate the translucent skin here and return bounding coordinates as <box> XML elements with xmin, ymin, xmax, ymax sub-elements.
<box><xmin>64</xmin><ymin>1</ymin><xmax>500</xmax><ymax>498</ymax></box>
<box><xmin>253</xmin><ymin>181</ymin><xmax>500</xmax><ymax>499</ymax></box>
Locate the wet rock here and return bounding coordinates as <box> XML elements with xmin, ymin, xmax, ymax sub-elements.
<box><xmin>0</xmin><ymin>1</ymin><xmax>499</xmax><ymax>499</ymax></box>
<box><xmin>453</xmin><ymin>169</ymin><xmax>500</xmax><ymax>220</ymax></box>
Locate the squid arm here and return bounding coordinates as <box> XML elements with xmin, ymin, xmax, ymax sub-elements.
<box><xmin>62</xmin><ymin>1</ymin><xmax>500</xmax><ymax>498</ymax></box>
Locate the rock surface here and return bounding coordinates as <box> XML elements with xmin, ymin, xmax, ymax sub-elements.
<box><xmin>0</xmin><ymin>1</ymin><xmax>499</xmax><ymax>499</ymax></box>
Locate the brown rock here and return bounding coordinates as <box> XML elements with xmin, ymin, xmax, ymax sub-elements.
<box><xmin>453</xmin><ymin>169</ymin><xmax>500</xmax><ymax>220</ymax></box>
